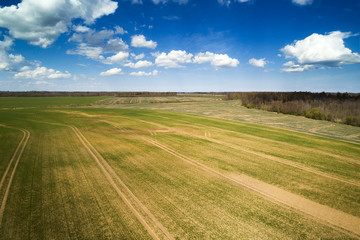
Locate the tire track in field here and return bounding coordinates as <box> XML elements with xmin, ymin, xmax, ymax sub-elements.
<box><xmin>51</xmin><ymin>109</ymin><xmax>360</xmax><ymax>165</ymax></box>
<box><xmin>48</xmin><ymin>111</ymin><xmax>359</xmax><ymax>185</ymax></box>
<box><xmin>69</xmin><ymin>126</ymin><xmax>174</xmax><ymax>240</ymax></box>
<box><xmin>110</xmin><ymin>116</ymin><xmax>360</xmax><ymax>187</ymax></box>
<box><xmin>27</xmin><ymin>119</ymin><xmax>173</xmax><ymax>239</ymax></box>
<box><xmin>101</xmin><ymin>119</ymin><xmax>360</xmax><ymax>237</ymax></box>
<box><xmin>140</xmin><ymin>137</ymin><xmax>360</xmax><ymax>238</ymax></box>
<box><xmin>0</xmin><ymin>125</ymin><xmax>30</xmax><ymax>226</ymax></box>
<box><xmin>140</xmin><ymin>113</ymin><xmax>360</xmax><ymax>166</ymax></box>
<box><xmin>0</xmin><ymin>124</ymin><xmax>27</xmax><ymax>190</ymax></box>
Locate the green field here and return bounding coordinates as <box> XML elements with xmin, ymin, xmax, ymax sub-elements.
<box><xmin>95</xmin><ymin>95</ymin><xmax>222</xmax><ymax>105</ymax></box>
<box><xmin>99</xmin><ymin>99</ymin><xmax>360</xmax><ymax>143</ymax></box>
<box><xmin>0</xmin><ymin>96</ymin><xmax>111</xmax><ymax>108</ymax></box>
<box><xmin>0</xmin><ymin>97</ymin><xmax>359</xmax><ymax>239</ymax></box>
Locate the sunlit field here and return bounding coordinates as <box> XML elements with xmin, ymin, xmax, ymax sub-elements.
<box><xmin>0</xmin><ymin>97</ymin><xmax>359</xmax><ymax>239</ymax></box>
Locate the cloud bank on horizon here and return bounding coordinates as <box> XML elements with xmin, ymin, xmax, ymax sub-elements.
<box><xmin>0</xmin><ymin>0</ymin><xmax>359</xmax><ymax>91</ymax></box>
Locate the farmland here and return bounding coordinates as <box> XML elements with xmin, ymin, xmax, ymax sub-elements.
<box><xmin>0</xmin><ymin>97</ymin><xmax>359</xmax><ymax>239</ymax></box>
<box><xmin>0</xmin><ymin>96</ymin><xmax>111</xmax><ymax>109</ymax></box>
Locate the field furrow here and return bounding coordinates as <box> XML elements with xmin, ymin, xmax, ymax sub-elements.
<box><xmin>0</xmin><ymin>128</ymin><xmax>30</xmax><ymax>226</ymax></box>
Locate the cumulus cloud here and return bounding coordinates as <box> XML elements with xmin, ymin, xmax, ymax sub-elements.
<box><xmin>67</xmin><ymin>27</ymin><xmax>129</xmax><ymax>63</ymax></box>
<box><xmin>0</xmin><ymin>36</ymin><xmax>26</xmax><ymax>71</ymax></box>
<box><xmin>249</xmin><ymin>58</ymin><xmax>267</xmax><ymax>68</ymax></box>
<box><xmin>14</xmin><ymin>66</ymin><xmax>71</xmax><ymax>79</ymax></box>
<box><xmin>115</xmin><ymin>26</ymin><xmax>128</xmax><ymax>35</ymax></box>
<box><xmin>193</xmin><ymin>52</ymin><xmax>239</xmax><ymax>69</ymax></box>
<box><xmin>67</xmin><ymin>43</ymin><xmax>105</xmax><ymax>61</ymax></box>
<box><xmin>292</xmin><ymin>0</ymin><xmax>313</xmax><ymax>6</ymax></box>
<box><xmin>69</xmin><ymin>28</ymin><xmax>129</xmax><ymax>53</ymax></box>
<box><xmin>0</xmin><ymin>35</ymin><xmax>72</xmax><ymax>79</ymax></box>
<box><xmin>130</xmin><ymin>70</ymin><xmax>158</xmax><ymax>76</ymax></box>
<box><xmin>105</xmin><ymin>51</ymin><xmax>129</xmax><ymax>64</ymax></box>
<box><xmin>154</xmin><ymin>50</ymin><xmax>193</xmax><ymax>68</ymax></box>
<box><xmin>281</xmin><ymin>31</ymin><xmax>360</xmax><ymax>67</ymax></box>
<box><xmin>131</xmin><ymin>35</ymin><xmax>157</xmax><ymax>49</ymax></box>
<box><xmin>0</xmin><ymin>0</ymin><xmax>118</xmax><ymax>48</ymax></box>
<box><xmin>131</xmin><ymin>53</ymin><xmax>145</xmax><ymax>60</ymax></box>
<box><xmin>281</xmin><ymin>61</ymin><xmax>314</xmax><ymax>72</ymax></box>
<box><xmin>100</xmin><ymin>67</ymin><xmax>123</xmax><ymax>76</ymax></box>
<box><xmin>73</xmin><ymin>25</ymin><xmax>90</xmax><ymax>33</ymax></box>
<box><xmin>124</xmin><ymin>60</ymin><xmax>153</xmax><ymax>68</ymax></box>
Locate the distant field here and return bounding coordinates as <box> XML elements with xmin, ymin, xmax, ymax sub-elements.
<box><xmin>95</xmin><ymin>95</ymin><xmax>222</xmax><ymax>105</ymax></box>
<box><xmin>0</xmin><ymin>96</ymin><xmax>111</xmax><ymax>108</ymax></box>
<box><xmin>0</xmin><ymin>105</ymin><xmax>359</xmax><ymax>239</ymax></box>
<box><xmin>97</xmin><ymin>100</ymin><xmax>360</xmax><ymax>143</ymax></box>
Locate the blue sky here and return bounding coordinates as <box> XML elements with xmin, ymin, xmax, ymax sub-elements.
<box><xmin>0</xmin><ymin>0</ymin><xmax>359</xmax><ymax>92</ymax></box>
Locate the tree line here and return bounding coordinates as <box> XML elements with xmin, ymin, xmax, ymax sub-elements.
<box><xmin>223</xmin><ymin>92</ymin><xmax>360</xmax><ymax>127</ymax></box>
<box><xmin>0</xmin><ymin>91</ymin><xmax>177</xmax><ymax>97</ymax></box>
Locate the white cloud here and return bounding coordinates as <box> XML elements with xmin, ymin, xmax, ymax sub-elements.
<box><xmin>0</xmin><ymin>36</ymin><xmax>27</xmax><ymax>72</ymax></box>
<box><xmin>73</xmin><ymin>25</ymin><xmax>90</xmax><ymax>33</ymax></box>
<box><xmin>154</xmin><ymin>50</ymin><xmax>193</xmax><ymax>68</ymax></box>
<box><xmin>292</xmin><ymin>0</ymin><xmax>313</xmax><ymax>6</ymax></box>
<box><xmin>67</xmin><ymin>43</ymin><xmax>105</xmax><ymax>61</ymax></box>
<box><xmin>193</xmin><ymin>52</ymin><xmax>239</xmax><ymax>69</ymax></box>
<box><xmin>14</xmin><ymin>66</ymin><xmax>71</xmax><ymax>79</ymax></box>
<box><xmin>281</xmin><ymin>61</ymin><xmax>314</xmax><ymax>72</ymax></box>
<box><xmin>69</xmin><ymin>28</ymin><xmax>129</xmax><ymax>53</ymax></box>
<box><xmin>131</xmin><ymin>35</ymin><xmax>157</xmax><ymax>49</ymax></box>
<box><xmin>124</xmin><ymin>60</ymin><xmax>153</xmax><ymax>68</ymax></box>
<box><xmin>100</xmin><ymin>67</ymin><xmax>123</xmax><ymax>76</ymax></box>
<box><xmin>67</xmin><ymin>27</ymin><xmax>129</xmax><ymax>63</ymax></box>
<box><xmin>0</xmin><ymin>35</ymin><xmax>72</xmax><ymax>79</ymax></box>
<box><xmin>130</xmin><ymin>70</ymin><xmax>158</xmax><ymax>76</ymax></box>
<box><xmin>115</xmin><ymin>26</ymin><xmax>128</xmax><ymax>35</ymax></box>
<box><xmin>131</xmin><ymin>53</ymin><xmax>145</xmax><ymax>60</ymax></box>
<box><xmin>281</xmin><ymin>31</ymin><xmax>360</xmax><ymax>67</ymax></box>
<box><xmin>0</xmin><ymin>0</ymin><xmax>118</xmax><ymax>48</ymax></box>
<box><xmin>105</xmin><ymin>51</ymin><xmax>129</xmax><ymax>64</ymax></box>
<box><xmin>249</xmin><ymin>58</ymin><xmax>267</xmax><ymax>68</ymax></box>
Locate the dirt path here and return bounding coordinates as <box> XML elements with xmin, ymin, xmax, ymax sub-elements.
<box><xmin>141</xmin><ymin>137</ymin><xmax>360</xmax><ymax>238</ymax></box>
<box><xmin>0</xmin><ymin>125</ymin><xmax>30</xmax><ymax>226</ymax></box>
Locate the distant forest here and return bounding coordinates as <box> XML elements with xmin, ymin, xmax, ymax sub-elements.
<box><xmin>0</xmin><ymin>91</ymin><xmax>176</xmax><ymax>97</ymax></box>
<box><xmin>224</xmin><ymin>92</ymin><xmax>360</xmax><ymax>127</ymax></box>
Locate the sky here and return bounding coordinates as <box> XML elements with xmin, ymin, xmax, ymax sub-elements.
<box><xmin>0</xmin><ymin>0</ymin><xmax>359</xmax><ymax>92</ymax></box>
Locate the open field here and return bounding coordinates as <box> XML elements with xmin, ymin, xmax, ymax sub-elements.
<box><xmin>0</xmin><ymin>96</ymin><xmax>111</xmax><ymax>109</ymax></box>
<box><xmin>0</xmin><ymin>100</ymin><xmax>359</xmax><ymax>239</ymax></box>
<box><xmin>98</xmin><ymin>99</ymin><xmax>360</xmax><ymax>143</ymax></box>
<box><xmin>95</xmin><ymin>95</ymin><xmax>222</xmax><ymax>105</ymax></box>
